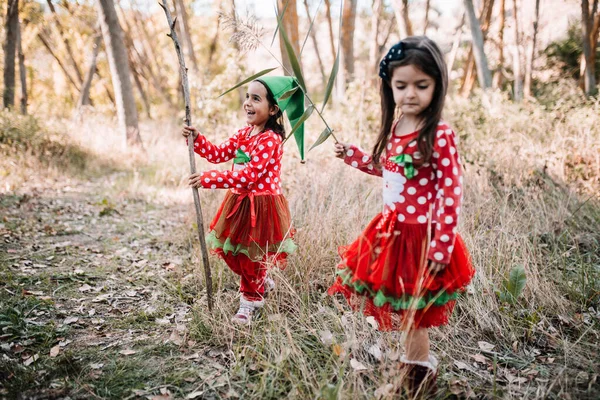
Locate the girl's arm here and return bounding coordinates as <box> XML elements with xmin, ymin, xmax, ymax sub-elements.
<box><xmin>185</xmin><ymin>126</ymin><xmax>247</xmax><ymax>164</ymax></box>
<box><xmin>427</xmin><ymin>126</ymin><xmax>464</xmax><ymax>265</ymax></box>
<box><xmin>190</xmin><ymin>132</ymin><xmax>281</xmax><ymax>190</ymax></box>
<box><xmin>341</xmin><ymin>144</ymin><xmax>383</xmax><ymax>177</ymax></box>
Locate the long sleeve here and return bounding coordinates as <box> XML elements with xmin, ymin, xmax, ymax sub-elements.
<box><xmin>343</xmin><ymin>145</ymin><xmax>383</xmax><ymax>177</ymax></box>
<box><xmin>428</xmin><ymin>127</ymin><xmax>464</xmax><ymax>264</ymax></box>
<box><xmin>191</xmin><ymin>128</ymin><xmax>247</xmax><ymax>164</ymax></box>
<box><xmin>197</xmin><ymin>132</ymin><xmax>281</xmax><ymax>190</ymax></box>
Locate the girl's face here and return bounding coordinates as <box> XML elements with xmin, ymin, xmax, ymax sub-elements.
<box><xmin>390</xmin><ymin>64</ymin><xmax>435</xmax><ymax>117</ymax></box>
<box><xmin>244</xmin><ymin>81</ymin><xmax>278</xmax><ymax>130</ymax></box>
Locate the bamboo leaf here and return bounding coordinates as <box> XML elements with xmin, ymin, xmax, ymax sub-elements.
<box><xmin>309</xmin><ymin>127</ymin><xmax>333</xmax><ymax>151</ymax></box>
<box><xmin>321</xmin><ymin>49</ymin><xmax>339</xmax><ymax>113</ymax></box>
<box><xmin>278</xmin><ymin>86</ymin><xmax>299</xmax><ymax>101</ymax></box>
<box><xmin>289</xmin><ymin>105</ymin><xmax>314</xmax><ymax>137</ymax></box>
<box><xmin>300</xmin><ymin>0</ymin><xmax>324</xmax><ymax>56</ymax></box>
<box><xmin>277</xmin><ymin>18</ymin><xmax>306</xmax><ymax>92</ymax></box>
<box><xmin>271</xmin><ymin>1</ymin><xmax>289</xmax><ymax>47</ymax></box>
<box><xmin>218</xmin><ymin>67</ymin><xmax>278</xmax><ymax>98</ymax></box>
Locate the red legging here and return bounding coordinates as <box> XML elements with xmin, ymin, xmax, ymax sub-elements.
<box><xmin>221</xmin><ymin>252</ymin><xmax>267</xmax><ymax>301</ymax></box>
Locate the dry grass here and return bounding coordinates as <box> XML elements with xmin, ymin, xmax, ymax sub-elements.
<box><xmin>1</xmin><ymin>87</ymin><xmax>599</xmax><ymax>399</ymax></box>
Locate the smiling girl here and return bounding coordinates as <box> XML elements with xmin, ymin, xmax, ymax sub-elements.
<box><xmin>328</xmin><ymin>36</ymin><xmax>475</xmax><ymax>396</ymax></box>
<box><xmin>183</xmin><ymin>77</ymin><xmax>301</xmax><ymax>325</ymax></box>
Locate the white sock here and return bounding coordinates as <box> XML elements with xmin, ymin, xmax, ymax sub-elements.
<box><xmin>401</xmin><ymin>354</ymin><xmax>438</xmax><ymax>371</ymax></box>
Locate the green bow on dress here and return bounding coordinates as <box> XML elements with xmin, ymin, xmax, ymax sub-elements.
<box><xmin>233</xmin><ymin>148</ymin><xmax>251</xmax><ymax>164</ymax></box>
<box><xmin>389</xmin><ymin>154</ymin><xmax>416</xmax><ymax>179</ymax></box>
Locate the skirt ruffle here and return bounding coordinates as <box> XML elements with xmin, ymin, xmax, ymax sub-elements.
<box><xmin>207</xmin><ymin>191</ymin><xmax>296</xmax><ymax>264</ymax></box>
<box><xmin>328</xmin><ymin>211</ymin><xmax>474</xmax><ymax>330</ymax></box>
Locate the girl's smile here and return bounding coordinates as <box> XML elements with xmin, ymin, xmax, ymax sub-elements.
<box><xmin>244</xmin><ymin>81</ymin><xmax>277</xmax><ymax>133</ymax></box>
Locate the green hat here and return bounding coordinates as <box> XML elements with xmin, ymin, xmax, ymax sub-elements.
<box><xmin>257</xmin><ymin>76</ymin><xmax>305</xmax><ymax>161</ymax></box>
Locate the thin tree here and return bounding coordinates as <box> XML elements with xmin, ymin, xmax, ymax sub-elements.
<box><xmin>493</xmin><ymin>0</ymin><xmax>506</xmax><ymax>89</ymax></box>
<box><xmin>512</xmin><ymin>0</ymin><xmax>523</xmax><ymax>101</ymax></box>
<box><xmin>37</xmin><ymin>30</ymin><xmax>80</xmax><ymax>93</ymax></box>
<box><xmin>174</xmin><ymin>0</ymin><xmax>200</xmax><ymax>73</ymax></box>
<box><xmin>423</xmin><ymin>0</ymin><xmax>431</xmax><ymax>34</ymax></box>
<box><xmin>96</xmin><ymin>0</ymin><xmax>142</xmax><ymax>147</ymax></box>
<box><xmin>461</xmin><ymin>0</ymin><xmax>494</xmax><ymax>95</ymax></box>
<box><xmin>582</xmin><ymin>0</ymin><xmax>599</xmax><ymax>96</ymax></box>
<box><xmin>324</xmin><ymin>0</ymin><xmax>336</xmax><ymax>62</ymax></box>
<box><xmin>369</xmin><ymin>0</ymin><xmax>384</xmax><ymax>78</ymax></box>
<box><xmin>46</xmin><ymin>0</ymin><xmax>84</xmax><ymax>85</ymax></box>
<box><xmin>341</xmin><ymin>0</ymin><xmax>358</xmax><ymax>84</ymax></box>
<box><xmin>207</xmin><ymin>0</ymin><xmax>223</xmax><ymax>65</ymax></box>
<box><xmin>277</xmin><ymin>0</ymin><xmax>302</xmax><ymax>77</ymax></box>
<box><xmin>76</xmin><ymin>32</ymin><xmax>102</xmax><ymax>110</ymax></box>
<box><xmin>3</xmin><ymin>0</ymin><xmax>19</xmax><ymax>109</ymax></box>
<box><xmin>463</xmin><ymin>0</ymin><xmax>493</xmax><ymax>89</ymax></box>
<box><xmin>17</xmin><ymin>17</ymin><xmax>27</xmax><ymax>114</ymax></box>
<box><xmin>392</xmin><ymin>0</ymin><xmax>413</xmax><ymax>37</ymax></box>
<box><xmin>524</xmin><ymin>0</ymin><xmax>540</xmax><ymax>98</ymax></box>
<box><xmin>302</xmin><ymin>0</ymin><xmax>326</xmax><ymax>85</ymax></box>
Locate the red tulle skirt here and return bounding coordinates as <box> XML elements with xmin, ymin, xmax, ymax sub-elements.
<box><xmin>328</xmin><ymin>211</ymin><xmax>474</xmax><ymax>330</ymax></box>
<box><xmin>207</xmin><ymin>191</ymin><xmax>296</xmax><ymax>265</ymax></box>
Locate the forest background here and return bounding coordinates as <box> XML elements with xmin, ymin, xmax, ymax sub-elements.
<box><xmin>1</xmin><ymin>0</ymin><xmax>599</xmax><ymax>399</ymax></box>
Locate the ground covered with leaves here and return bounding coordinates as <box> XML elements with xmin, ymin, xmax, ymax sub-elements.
<box><xmin>1</xmin><ymin>96</ymin><xmax>600</xmax><ymax>399</ymax></box>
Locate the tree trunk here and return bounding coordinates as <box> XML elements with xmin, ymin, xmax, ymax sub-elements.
<box><xmin>524</xmin><ymin>0</ymin><xmax>540</xmax><ymax>98</ymax></box>
<box><xmin>175</xmin><ymin>0</ymin><xmax>200</xmax><ymax>74</ymax></box>
<box><xmin>17</xmin><ymin>17</ymin><xmax>27</xmax><ymax>115</ymax></box>
<box><xmin>46</xmin><ymin>0</ymin><xmax>84</xmax><ymax>85</ymax></box>
<box><xmin>77</xmin><ymin>33</ymin><xmax>102</xmax><ymax>109</ymax></box>
<box><xmin>512</xmin><ymin>0</ymin><xmax>523</xmax><ymax>101</ymax></box>
<box><xmin>341</xmin><ymin>0</ymin><xmax>358</xmax><ymax>84</ymax></box>
<box><xmin>493</xmin><ymin>0</ymin><xmax>506</xmax><ymax>89</ymax></box>
<box><xmin>324</xmin><ymin>0</ymin><xmax>337</xmax><ymax>63</ymax></box>
<box><xmin>277</xmin><ymin>0</ymin><xmax>302</xmax><ymax>77</ymax></box>
<box><xmin>96</xmin><ymin>0</ymin><xmax>142</xmax><ymax>147</ymax></box>
<box><xmin>463</xmin><ymin>0</ymin><xmax>493</xmax><ymax>89</ymax></box>
<box><xmin>207</xmin><ymin>0</ymin><xmax>222</xmax><ymax>65</ymax></box>
<box><xmin>582</xmin><ymin>0</ymin><xmax>598</xmax><ymax>96</ymax></box>
<box><xmin>448</xmin><ymin>12</ymin><xmax>466</xmax><ymax>79</ymax></box>
<box><xmin>3</xmin><ymin>0</ymin><xmax>19</xmax><ymax>110</ymax></box>
<box><xmin>303</xmin><ymin>0</ymin><xmax>326</xmax><ymax>85</ymax></box>
<box><xmin>461</xmin><ymin>0</ymin><xmax>495</xmax><ymax>95</ymax></box>
<box><xmin>423</xmin><ymin>0</ymin><xmax>431</xmax><ymax>34</ymax></box>
<box><xmin>368</xmin><ymin>0</ymin><xmax>384</xmax><ymax>79</ymax></box>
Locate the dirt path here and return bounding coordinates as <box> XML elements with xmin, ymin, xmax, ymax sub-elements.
<box><xmin>1</xmin><ymin>177</ymin><xmax>233</xmax><ymax>399</ymax></box>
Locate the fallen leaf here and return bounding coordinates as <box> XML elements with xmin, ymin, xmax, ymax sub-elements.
<box><xmin>366</xmin><ymin>316</ymin><xmax>378</xmax><ymax>329</ymax></box>
<box><xmin>168</xmin><ymin>330</ymin><xmax>183</xmax><ymax>346</ymax></box>
<box><xmin>23</xmin><ymin>354</ymin><xmax>39</xmax><ymax>366</ymax></box>
<box><xmin>374</xmin><ymin>383</ymin><xmax>394</xmax><ymax>398</ymax></box>
<box><xmin>332</xmin><ymin>344</ymin><xmax>343</xmax><ymax>357</ymax></box>
<box><xmin>478</xmin><ymin>341</ymin><xmax>495</xmax><ymax>352</ymax></box>
<box><xmin>63</xmin><ymin>317</ymin><xmax>79</xmax><ymax>325</ymax></box>
<box><xmin>368</xmin><ymin>344</ymin><xmax>382</xmax><ymax>361</ymax></box>
<box><xmin>59</xmin><ymin>339</ymin><xmax>72</xmax><ymax>347</ymax></box>
<box><xmin>470</xmin><ymin>353</ymin><xmax>488</xmax><ymax>364</ymax></box>
<box><xmin>350</xmin><ymin>358</ymin><xmax>368</xmax><ymax>371</ymax></box>
<box><xmin>454</xmin><ymin>360</ymin><xmax>470</xmax><ymax>370</ymax></box>
<box><xmin>119</xmin><ymin>349</ymin><xmax>136</xmax><ymax>356</ymax></box>
<box><xmin>186</xmin><ymin>391</ymin><xmax>204</xmax><ymax>399</ymax></box>
<box><xmin>50</xmin><ymin>345</ymin><xmax>60</xmax><ymax>357</ymax></box>
<box><xmin>79</xmin><ymin>284</ymin><xmax>93</xmax><ymax>292</ymax></box>
<box><xmin>89</xmin><ymin>363</ymin><xmax>104</xmax><ymax>369</ymax></box>
<box><xmin>125</xmin><ymin>290</ymin><xmax>137</xmax><ymax>297</ymax></box>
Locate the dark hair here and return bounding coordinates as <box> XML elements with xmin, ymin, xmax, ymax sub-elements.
<box><xmin>254</xmin><ymin>79</ymin><xmax>286</xmax><ymax>139</ymax></box>
<box><xmin>372</xmin><ymin>36</ymin><xmax>448</xmax><ymax>166</ymax></box>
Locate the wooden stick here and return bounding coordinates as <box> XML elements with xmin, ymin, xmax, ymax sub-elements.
<box><xmin>159</xmin><ymin>0</ymin><xmax>213</xmax><ymax>312</ymax></box>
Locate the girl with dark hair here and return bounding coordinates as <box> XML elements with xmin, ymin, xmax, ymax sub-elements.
<box><xmin>183</xmin><ymin>77</ymin><xmax>303</xmax><ymax>325</ymax></box>
<box><xmin>329</xmin><ymin>36</ymin><xmax>475</xmax><ymax>395</ymax></box>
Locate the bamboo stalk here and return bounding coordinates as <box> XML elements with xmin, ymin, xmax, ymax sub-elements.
<box><xmin>159</xmin><ymin>0</ymin><xmax>213</xmax><ymax>312</ymax></box>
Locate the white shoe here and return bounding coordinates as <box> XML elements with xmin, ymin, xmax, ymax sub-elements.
<box><xmin>231</xmin><ymin>297</ymin><xmax>265</xmax><ymax>325</ymax></box>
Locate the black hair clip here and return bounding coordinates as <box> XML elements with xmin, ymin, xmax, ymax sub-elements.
<box><xmin>379</xmin><ymin>41</ymin><xmax>425</xmax><ymax>80</ymax></box>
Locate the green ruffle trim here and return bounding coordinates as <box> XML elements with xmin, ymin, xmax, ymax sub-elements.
<box><xmin>206</xmin><ymin>230</ymin><xmax>297</xmax><ymax>259</ymax></box>
<box><xmin>336</xmin><ymin>268</ymin><xmax>459</xmax><ymax>311</ymax></box>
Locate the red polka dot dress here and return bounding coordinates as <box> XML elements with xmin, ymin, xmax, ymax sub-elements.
<box><xmin>191</xmin><ymin>126</ymin><xmax>296</xmax><ymax>301</ymax></box>
<box><xmin>328</xmin><ymin>121</ymin><xmax>474</xmax><ymax>330</ymax></box>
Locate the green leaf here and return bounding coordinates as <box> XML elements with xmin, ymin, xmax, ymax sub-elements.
<box><xmin>218</xmin><ymin>67</ymin><xmax>278</xmax><ymax>98</ymax></box>
<box><xmin>309</xmin><ymin>127</ymin><xmax>333</xmax><ymax>151</ymax></box>
<box><xmin>278</xmin><ymin>86</ymin><xmax>299</xmax><ymax>101</ymax></box>
<box><xmin>277</xmin><ymin>18</ymin><xmax>306</xmax><ymax>92</ymax></box>
<box><xmin>300</xmin><ymin>0</ymin><xmax>324</xmax><ymax>55</ymax></box>
<box><xmin>500</xmin><ymin>265</ymin><xmax>527</xmax><ymax>304</ymax></box>
<box><xmin>321</xmin><ymin>49</ymin><xmax>339</xmax><ymax>113</ymax></box>
<box><xmin>289</xmin><ymin>105</ymin><xmax>314</xmax><ymax>137</ymax></box>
